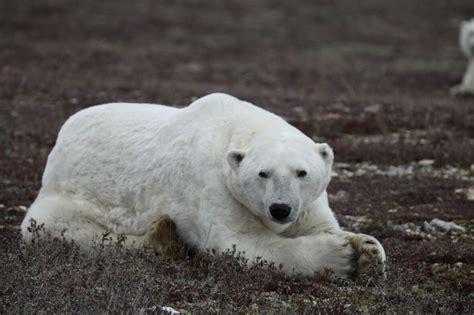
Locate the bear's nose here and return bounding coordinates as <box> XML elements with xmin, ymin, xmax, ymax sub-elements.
<box><xmin>269</xmin><ymin>203</ymin><xmax>291</xmax><ymax>222</ymax></box>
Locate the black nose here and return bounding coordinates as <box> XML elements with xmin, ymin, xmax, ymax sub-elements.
<box><xmin>269</xmin><ymin>203</ymin><xmax>291</xmax><ymax>221</ymax></box>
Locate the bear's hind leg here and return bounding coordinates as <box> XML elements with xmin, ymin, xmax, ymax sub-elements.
<box><xmin>146</xmin><ymin>215</ymin><xmax>186</xmax><ymax>260</ymax></box>
<box><xmin>21</xmin><ymin>195</ymin><xmax>147</xmax><ymax>248</ymax></box>
<box><xmin>21</xmin><ymin>194</ymin><xmax>107</xmax><ymax>246</ymax></box>
<box><xmin>21</xmin><ymin>196</ymin><xmax>185</xmax><ymax>257</ymax></box>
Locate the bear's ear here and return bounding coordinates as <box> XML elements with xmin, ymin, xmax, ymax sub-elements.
<box><xmin>316</xmin><ymin>143</ymin><xmax>334</xmax><ymax>164</ymax></box>
<box><xmin>226</xmin><ymin>149</ymin><xmax>246</xmax><ymax>170</ymax></box>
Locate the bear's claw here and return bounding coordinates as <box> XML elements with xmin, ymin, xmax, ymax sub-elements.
<box><xmin>348</xmin><ymin>234</ymin><xmax>387</xmax><ymax>281</ymax></box>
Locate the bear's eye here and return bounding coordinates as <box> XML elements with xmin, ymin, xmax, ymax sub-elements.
<box><xmin>258</xmin><ymin>171</ymin><xmax>269</xmax><ymax>178</ymax></box>
<box><xmin>296</xmin><ymin>170</ymin><xmax>307</xmax><ymax>178</ymax></box>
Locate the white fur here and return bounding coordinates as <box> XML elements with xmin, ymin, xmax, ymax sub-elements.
<box><xmin>21</xmin><ymin>93</ymin><xmax>385</xmax><ymax>277</ymax></box>
<box><xmin>452</xmin><ymin>18</ymin><xmax>474</xmax><ymax>95</ymax></box>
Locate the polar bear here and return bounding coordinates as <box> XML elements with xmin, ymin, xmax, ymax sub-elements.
<box><xmin>21</xmin><ymin>93</ymin><xmax>386</xmax><ymax>279</ymax></box>
<box><xmin>451</xmin><ymin>18</ymin><xmax>474</xmax><ymax>96</ymax></box>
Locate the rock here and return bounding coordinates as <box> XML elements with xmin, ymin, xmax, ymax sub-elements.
<box><xmin>430</xmin><ymin>218</ymin><xmax>466</xmax><ymax>232</ymax></box>
<box><xmin>341</xmin><ymin>215</ymin><xmax>372</xmax><ymax>232</ymax></box>
<box><xmin>6</xmin><ymin>205</ymin><xmax>27</xmax><ymax>213</ymax></box>
<box><xmin>466</xmin><ymin>189</ymin><xmax>474</xmax><ymax>201</ymax></box>
<box><xmin>139</xmin><ymin>305</ymin><xmax>181</xmax><ymax>314</ymax></box>
<box><xmin>381</xmin><ymin>165</ymin><xmax>414</xmax><ymax>177</ymax></box>
<box><xmin>418</xmin><ymin>159</ymin><xmax>435</xmax><ymax>166</ymax></box>
<box><xmin>330</xmin><ymin>190</ymin><xmax>350</xmax><ymax>201</ymax></box>
<box><xmin>431</xmin><ymin>263</ymin><xmax>446</xmax><ymax>274</ymax></box>
<box><xmin>389</xmin><ymin>224</ymin><xmax>407</xmax><ymax>233</ymax></box>
<box><xmin>184</xmin><ymin>62</ymin><xmax>203</xmax><ymax>73</ymax></box>
<box><xmin>406</xmin><ymin>222</ymin><xmax>419</xmax><ymax>231</ymax></box>
<box><xmin>454</xmin><ymin>188</ymin><xmax>474</xmax><ymax>201</ymax></box>
<box><xmin>334</xmin><ymin>163</ymin><xmax>353</xmax><ymax>170</ymax></box>
<box><xmin>292</xmin><ymin>106</ymin><xmax>309</xmax><ymax>122</ymax></box>
<box><xmin>364</xmin><ymin>103</ymin><xmax>382</xmax><ymax>113</ymax></box>
<box><xmin>17</xmin><ymin>205</ymin><xmax>27</xmax><ymax>212</ymax></box>
<box><xmin>422</xmin><ymin>221</ymin><xmax>436</xmax><ymax>233</ymax></box>
<box><xmin>330</xmin><ymin>161</ymin><xmax>472</xmax><ymax>180</ymax></box>
<box><xmin>331</xmin><ymin>103</ymin><xmax>351</xmax><ymax>113</ymax></box>
<box><xmin>161</xmin><ymin>306</ymin><xmax>180</xmax><ymax>314</ymax></box>
<box><xmin>388</xmin><ymin>222</ymin><xmax>434</xmax><ymax>239</ymax></box>
<box><xmin>454</xmin><ymin>262</ymin><xmax>463</xmax><ymax>268</ymax></box>
<box><xmin>354</xmin><ymin>169</ymin><xmax>367</xmax><ymax>176</ymax></box>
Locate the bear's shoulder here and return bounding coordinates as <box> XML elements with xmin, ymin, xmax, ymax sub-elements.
<box><xmin>185</xmin><ymin>93</ymin><xmax>283</xmax><ymax>124</ymax></box>
<box><xmin>190</xmin><ymin>93</ymin><xmax>268</xmax><ymax>113</ymax></box>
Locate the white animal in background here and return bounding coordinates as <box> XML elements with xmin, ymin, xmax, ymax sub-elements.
<box><xmin>21</xmin><ymin>93</ymin><xmax>386</xmax><ymax>279</ymax></box>
<box><xmin>451</xmin><ymin>18</ymin><xmax>474</xmax><ymax>96</ymax></box>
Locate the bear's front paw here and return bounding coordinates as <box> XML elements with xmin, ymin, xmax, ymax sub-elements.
<box><xmin>348</xmin><ymin>233</ymin><xmax>386</xmax><ymax>281</ymax></box>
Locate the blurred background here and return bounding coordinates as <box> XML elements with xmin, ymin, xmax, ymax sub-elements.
<box><xmin>1</xmin><ymin>0</ymin><xmax>473</xmax><ymax>106</ymax></box>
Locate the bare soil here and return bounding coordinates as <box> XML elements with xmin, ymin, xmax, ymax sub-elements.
<box><xmin>1</xmin><ymin>0</ymin><xmax>473</xmax><ymax>313</ymax></box>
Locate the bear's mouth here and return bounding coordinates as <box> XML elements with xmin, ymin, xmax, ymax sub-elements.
<box><xmin>271</xmin><ymin>217</ymin><xmax>294</xmax><ymax>224</ymax></box>
<box><xmin>268</xmin><ymin>212</ymin><xmax>296</xmax><ymax>225</ymax></box>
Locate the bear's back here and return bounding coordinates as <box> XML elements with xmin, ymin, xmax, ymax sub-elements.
<box><xmin>183</xmin><ymin>93</ymin><xmax>295</xmax><ymax>135</ymax></box>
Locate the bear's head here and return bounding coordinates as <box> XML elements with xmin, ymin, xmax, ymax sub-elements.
<box><xmin>460</xmin><ymin>19</ymin><xmax>474</xmax><ymax>58</ymax></box>
<box><xmin>226</xmin><ymin>137</ymin><xmax>333</xmax><ymax>231</ymax></box>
